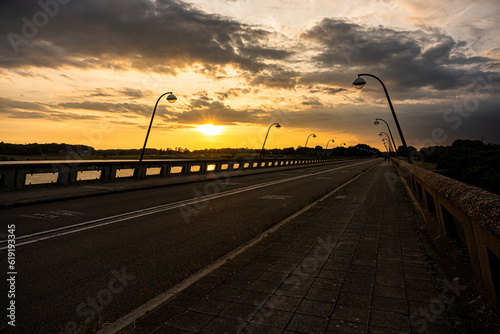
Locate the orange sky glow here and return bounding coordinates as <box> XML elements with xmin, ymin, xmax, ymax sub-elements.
<box><xmin>1</xmin><ymin>0</ymin><xmax>499</xmax><ymax>152</ymax></box>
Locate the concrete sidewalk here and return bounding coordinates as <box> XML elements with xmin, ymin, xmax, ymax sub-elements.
<box><xmin>115</xmin><ymin>162</ymin><xmax>460</xmax><ymax>334</ymax></box>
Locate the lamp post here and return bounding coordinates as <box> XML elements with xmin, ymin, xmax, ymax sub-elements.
<box><xmin>374</xmin><ymin>118</ymin><xmax>398</xmax><ymax>157</ymax></box>
<box><xmin>326</xmin><ymin>139</ymin><xmax>335</xmax><ymax>150</ymax></box>
<box><xmin>305</xmin><ymin>133</ymin><xmax>316</xmax><ymax>148</ymax></box>
<box><xmin>353</xmin><ymin>74</ymin><xmax>412</xmax><ymax>163</ymax></box>
<box><xmin>382</xmin><ymin>138</ymin><xmax>390</xmax><ymax>153</ymax></box>
<box><xmin>139</xmin><ymin>92</ymin><xmax>177</xmax><ymax>162</ymax></box>
<box><xmin>383</xmin><ymin>142</ymin><xmax>390</xmax><ymax>154</ymax></box>
<box><xmin>379</xmin><ymin>132</ymin><xmax>395</xmax><ymax>156</ymax></box>
<box><xmin>260</xmin><ymin>123</ymin><xmax>281</xmax><ymax>157</ymax></box>
<box><xmin>325</xmin><ymin>139</ymin><xmax>334</xmax><ymax>158</ymax></box>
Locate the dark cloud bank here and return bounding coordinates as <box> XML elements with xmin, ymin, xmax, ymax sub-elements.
<box><xmin>1</xmin><ymin>0</ymin><xmax>499</xmax><ymax>145</ymax></box>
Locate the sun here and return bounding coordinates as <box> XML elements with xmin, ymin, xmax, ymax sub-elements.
<box><xmin>196</xmin><ymin>124</ymin><xmax>224</xmax><ymax>136</ymax></box>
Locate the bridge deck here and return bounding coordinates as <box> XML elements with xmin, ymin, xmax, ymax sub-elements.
<box><xmin>113</xmin><ymin>162</ymin><xmax>464</xmax><ymax>334</ymax></box>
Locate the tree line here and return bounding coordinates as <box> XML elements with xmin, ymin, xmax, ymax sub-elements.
<box><xmin>413</xmin><ymin>140</ymin><xmax>500</xmax><ymax>195</ymax></box>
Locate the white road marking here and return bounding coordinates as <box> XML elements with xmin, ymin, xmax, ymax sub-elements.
<box><xmin>260</xmin><ymin>195</ymin><xmax>292</xmax><ymax>200</ymax></box>
<box><xmin>20</xmin><ymin>210</ymin><xmax>84</xmax><ymax>220</ymax></box>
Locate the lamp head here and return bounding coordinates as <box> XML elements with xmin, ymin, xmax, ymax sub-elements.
<box><xmin>313</xmin><ymin>134</ymin><xmax>316</xmax><ymax>138</ymax></box>
<box><xmin>275</xmin><ymin>123</ymin><xmax>281</xmax><ymax>128</ymax></box>
<box><xmin>352</xmin><ymin>77</ymin><xmax>366</xmax><ymax>89</ymax></box>
<box><xmin>374</xmin><ymin>120</ymin><xmax>380</xmax><ymax>126</ymax></box>
<box><xmin>166</xmin><ymin>93</ymin><xmax>177</xmax><ymax>103</ymax></box>
<box><xmin>379</xmin><ymin>133</ymin><xmax>383</xmax><ymax>137</ymax></box>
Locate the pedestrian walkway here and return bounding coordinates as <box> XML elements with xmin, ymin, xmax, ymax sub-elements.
<box><xmin>116</xmin><ymin>162</ymin><xmax>457</xmax><ymax>334</ymax></box>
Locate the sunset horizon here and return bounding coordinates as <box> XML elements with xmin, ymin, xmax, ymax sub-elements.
<box><xmin>1</xmin><ymin>0</ymin><xmax>499</xmax><ymax>152</ymax></box>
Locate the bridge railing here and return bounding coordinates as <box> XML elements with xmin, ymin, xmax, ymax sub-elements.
<box><xmin>0</xmin><ymin>157</ymin><xmax>335</xmax><ymax>190</ymax></box>
<box><xmin>392</xmin><ymin>158</ymin><xmax>500</xmax><ymax>309</ymax></box>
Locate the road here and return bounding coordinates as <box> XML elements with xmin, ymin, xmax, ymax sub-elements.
<box><xmin>0</xmin><ymin>158</ymin><xmax>380</xmax><ymax>333</ymax></box>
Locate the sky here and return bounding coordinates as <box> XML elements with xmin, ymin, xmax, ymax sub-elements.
<box><xmin>0</xmin><ymin>0</ymin><xmax>499</xmax><ymax>152</ymax></box>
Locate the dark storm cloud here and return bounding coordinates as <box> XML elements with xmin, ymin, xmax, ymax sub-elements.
<box><xmin>0</xmin><ymin>0</ymin><xmax>290</xmax><ymax>74</ymax></box>
<box><xmin>0</xmin><ymin>97</ymin><xmax>51</xmax><ymax>112</ymax></box>
<box><xmin>59</xmin><ymin>101</ymin><xmax>150</xmax><ymax>116</ymax></box>
<box><xmin>250</xmin><ymin>67</ymin><xmax>300</xmax><ymax>89</ymax></box>
<box><xmin>0</xmin><ymin>97</ymin><xmax>100</xmax><ymax>120</ymax></box>
<box><xmin>301</xmin><ymin>18</ymin><xmax>496</xmax><ymax>92</ymax></box>
<box><xmin>308</xmin><ymin>86</ymin><xmax>348</xmax><ymax>95</ymax></box>
<box><xmin>216</xmin><ymin>87</ymin><xmax>253</xmax><ymax>100</ymax></box>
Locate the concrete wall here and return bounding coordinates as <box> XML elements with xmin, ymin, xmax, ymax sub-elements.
<box><xmin>392</xmin><ymin>158</ymin><xmax>500</xmax><ymax>309</ymax></box>
<box><xmin>0</xmin><ymin>157</ymin><xmax>332</xmax><ymax>190</ymax></box>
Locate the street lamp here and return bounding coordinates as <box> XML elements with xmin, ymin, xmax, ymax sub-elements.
<box><xmin>353</xmin><ymin>74</ymin><xmax>412</xmax><ymax>163</ymax></box>
<box><xmin>379</xmin><ymin>132</ymin><xmax>395</xmax><ymax>155</ymax></box>
<box><xmin>305</xmin><ymin>133</ymin><xmax>316</xmax><ymax>148</ymax></box>
<box><xmin>383</xmin><ymin>142</ymin><xmax>390</xmax><ymax>154</ymax></box>
<box><xmin>326</xmin><ymin>139</ymin><xmax>335</xmax><ymax>150</ymax></box>
<box><xmin>260</xmin><ymin>123</ymin><xmax>281</xmax><ymax>157</ymax></box>
<box><xmin>374</xmin><ymin>118</ymin><xmax>398</xmax><ymax>157</ymax></box>
<box><xmin>139</xmin><ymin>92</ymin><xmax>177</xmax><ymax>162</ymax></box>
<box><xmin>325</xmin><ymin>139</ymin><xmax>334</xmax><ymax>158</ymax></box>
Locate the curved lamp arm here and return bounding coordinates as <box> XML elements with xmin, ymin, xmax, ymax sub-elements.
<box><xmin>355</xmin><ymin>73</ymin><xmax>412</xmax><ymax>163</ymax></box>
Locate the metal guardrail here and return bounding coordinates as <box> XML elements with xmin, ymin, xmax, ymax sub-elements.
<box><xmin>0</xmin><ymin>157</ymin><xmax>333</xmax><ymax>190</ymax></box>
<box><xmin>392</xmin><ymin>158</ymin><xmax>500</xmax><ymax>309</ymax></box>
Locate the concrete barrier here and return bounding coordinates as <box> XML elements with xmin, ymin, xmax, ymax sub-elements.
<box><xmin>0</xmin><ymin>157</ymin><xmax>332</xmax><ymax>190</ymax></box>
<box><xmin>392</xmin><ymin>158</ymin><xmax>500</xmax><ymax>309</ymax></box>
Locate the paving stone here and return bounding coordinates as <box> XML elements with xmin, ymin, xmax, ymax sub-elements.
<box><xmin>219</xmin><ymin>302</ymin><xmax>259</xmax><ymax>321</ymax></box>
<box><xmin>242</xmin><ymin>323</ymin><xmax>283</xmax><ymax>334</ymax></box>
<box><xmin>275</xmin><ymin>283</ymin><xmax>310</xmax><ymax>298</ymax></box>
<box><xmin>332</xmin><ymin>305</ymin><xmax>370</xmax><ymax>324</ymax></box>
<box><xmin>249</xmin><ymin>307</ymin><xmax>293</xmax><ymax>328</ymax></box>
<box><xmin>235</xmin><ymin>289</ymin><xmax>271</xmax><ymax>307</ymax></box>
<box><xmin>268</xmin><ymin>263</ymin><xmax>295</xmax><ymax>274</ymax></box>
<box><xmin>374</xmin><ymin>274</ymin><xmax>406</xmax><ymax>288</ymax></box>
<box><xmin>154</xmin><ymin>325</ymin><xmax>195</xmax><ymax>333</ymax></box>
<box><xmin>326</xmin><ymin>319</ymin><xmax>368</xmax><ymax>333</ymax></box>
<box><xmin>409</xmin><ymin>316</ymin><xmax>455</xmax><ymax>333</ymax></box>
<box><xmin>305</xmin><ymin>287</ymin><xmax>340</xmax><ymax>303</ymax></box>
<box><xmin>167</xmin><ymin>311</ymin><xmax>214</xmax><ymax>332</ymax></box>
<box><xmin>341</xmin><ymin>280</ymin><xmax>373</xmax><ymax>295</ymax></box>
<box><xmin>286</xmin><ymin>313</ymin><xmax>330</xmax><ymax>333</ymax></box>
<box><xmin>198</xmin><ymin>316</ymin><xmax>242</xmax><ymax>334</ymax></box>
<box><xmin>367</xmin><ymin>326</ymin><xmax>402</xmax><ymax>334</ymax></box>
<box><xmin>263</xmin><ymin>294</ymin><xmax>302</xmax><ymax>312</ymax></box>
<box><xmin>296</xmin><ymin>299</ymin><xmax>335</xmax><ymax>317</ymax></box>
<box><xmin>246</xmin><ymin>279</ymin><xmax>281</xmax><ymax>294</ymax></box>
<box><xmin>336</xmin><ymin>292</ymin><xmax>372</xmax><ymax>308</ymax></box>
<box><xmin>369</xmin><ymin>310</ymin><xmax>410</xmax><ymax>331</ymax></box>
<box><xmin>258</xmin><ymin>270</ymin><xmax>288</xmax><ymax>283</ymax></box>
<box><xmin>208</xmin><ymin>286</ymin><xmax>243</xmax><ymax>302</ymax></box>
<box><xmin>345</xmin><ymin>271</ymin><xmax>375</xmax><ymax>284</ymax></box>
<box><xmin>371</xmin><ymin>295</ymin><xmax>408</xmax><ymax>314</ymax></box>
<box><xmin>188</xmin><ymin>297</ymin><xmax>230</xmax><ymax>316</ymax></box>
<box><xmin>405</xmin><ymin>277</ymin><xmax>437</xmax><ymax>291</ymax></box>
<box><xmin>283</xmin><ymin>273</ymin><xmax>315</xmax><ymax>287</ymax></box>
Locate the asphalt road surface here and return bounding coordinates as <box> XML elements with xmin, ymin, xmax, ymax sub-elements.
<box><xmin>0</xmin><ymin>158</ymin><xmax>380</xmax><ymax>333</ymax></box>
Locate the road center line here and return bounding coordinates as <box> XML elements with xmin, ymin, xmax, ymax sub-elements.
<box><xmin>0</xmin><ymin>160</ymin><xmax>376</xmax><ymax>250</ymax></box>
